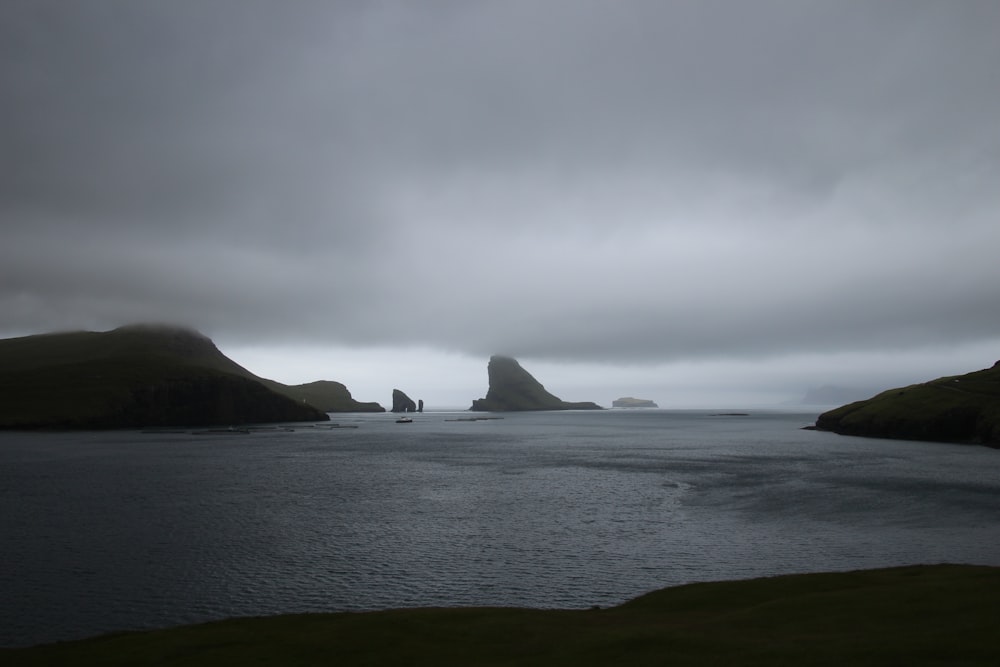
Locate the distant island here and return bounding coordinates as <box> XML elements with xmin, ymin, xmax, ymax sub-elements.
<box><xmin>612</xmin><ymin>397</ymin><xmax>658</xmax><ymax>408</ymax></box>
<box><xmin>812</xmin><ymin>361</ymin><xmax>1000</xmax><ymax>447</ymax></box>
<box><xmin>470</xmin><ymin>355</ymin><xmax>602</xmax><ymax>411</ymax></box>
<box><xmin>0</xmin><ymin>324</ymin><xmax>384</xmax><ymax>429</ymax></box>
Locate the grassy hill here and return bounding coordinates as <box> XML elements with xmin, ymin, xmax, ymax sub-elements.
<box><xmin>815</xmin><ymin>361</ymin><xmax>1000</xmax><ymax>446</ymax></box>
<box><xmin>0</xmin><ymin>324</ymin><xmax>382</xmax><ymax>429</ymax></box>
<box><xmin>4</xmin><ymin>564</ymin><xmax>999</xmax><ymax>666</ymax></box>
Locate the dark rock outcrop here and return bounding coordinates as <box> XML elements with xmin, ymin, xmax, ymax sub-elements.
<box><xmin>612</xmin><ymin>397</ymin><xmax>658</xmax><ymax>408</ymax></box>
<box><xmin>813</xmin><ymin>362</ymin><xmax>1000</xmax><ymax>447</ymax></box>
<box><xmin>0</xmin><ymin>324</ymin><xmax>386</xmax><ymax>429</ymax></box>
<box><xmin>274</xmin><ymin>380</ymin><xmax>384</xmax><ymax>413</ymax></box>
<box><xmin>470</xmin><ymin>355</ymin><xmax>602</xmax><ymax>412</ymax></box>
<box><xmin>392</xmin><ymin>389</ymin><xmax>418</xmax><ymax>413</ymax></box>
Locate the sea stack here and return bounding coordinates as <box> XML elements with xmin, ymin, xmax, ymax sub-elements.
<box><xmin>469</xmin><ymin>355</ymin><xmax>602</xmax><ymax>411</ymax></box>
<box><xmin>392</xmin><ymin>389</ymin><xmax>418</xmax><ymax>413</ymax></box>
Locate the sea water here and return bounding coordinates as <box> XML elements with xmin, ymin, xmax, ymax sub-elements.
<box><xmin>2</xmin><ymin>409</ymin><xmax>999</xmax><ymax>647</ymax></box>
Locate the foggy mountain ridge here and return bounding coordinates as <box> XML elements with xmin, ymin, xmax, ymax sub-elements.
<box><xmin>0</xmin><ymin>325</ymin><xmax>381</xmax><ymax>429</ymax></box>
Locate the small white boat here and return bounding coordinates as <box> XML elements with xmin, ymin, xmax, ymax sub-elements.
<box><xmin>395</xmin><ymin>417</ymin><xmax>413</xmax><ymax>423</ymax></box>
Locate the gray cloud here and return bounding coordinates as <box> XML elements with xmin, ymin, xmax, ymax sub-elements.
<box><xmin>3</xmin><ymin>1</ymin><xmax>999</xmax><ymax>401</ymax></box>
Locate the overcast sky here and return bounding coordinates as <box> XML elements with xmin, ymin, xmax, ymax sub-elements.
<box><xmin>3</xmin><ymin>1</ymin><xmax>999</xmax><ymax>408</ymax></box>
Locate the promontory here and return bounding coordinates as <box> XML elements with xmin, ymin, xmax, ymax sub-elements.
<box><xmin>0</xmin><ymin>324</ymin><xmax>384</xmax><ymax>429</ymax></box>
<box><xmin>470</xmin><ymin>355</ymin><xmax>602</xmax><ymax>411</ymax></box>
<box><xmin>813</xmin><ymin>361</ymin><xmax>1000</xmax><ymax>447</ymax></box>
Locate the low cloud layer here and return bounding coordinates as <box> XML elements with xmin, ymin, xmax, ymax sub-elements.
<box><xmin>3</xmin><ymin>1</ymin><xmax>999</xmax><ymax>405</ymax></box>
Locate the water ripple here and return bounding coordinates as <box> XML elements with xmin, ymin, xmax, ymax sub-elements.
<box><xmin>3</xmin><ymin>411</ymin><xmax>1000</xmax><ymax>646</ymax></box>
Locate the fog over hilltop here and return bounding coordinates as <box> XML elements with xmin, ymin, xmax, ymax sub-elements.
<box><xmin>3</xmin><ymin>1</ymin><xmax>999</xmax><ymax>407</ymax></box>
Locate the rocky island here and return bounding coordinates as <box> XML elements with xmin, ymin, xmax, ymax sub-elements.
<box><xmin>391</xmin><ymin>388</ymin><xmax>419</xmax><ymax>413</ymax></box>
<box><xmin>813</xmin><ymin>361</ymin><xmax>1000</xmax><ymax>447</ymax></box>
<box><xmin>0</xmin><ymin>324</ymin><xmax>384</xmax><ymax>429</ymax></box>
<box><xmin>470</xmin><ymin>355</ymin><xmax>602</xmax><ymax>411</ymax></box>
<box><xmin>612</xmin><ymin>397</ymin><xmax>658</xmax><ymax>408</ymax></box>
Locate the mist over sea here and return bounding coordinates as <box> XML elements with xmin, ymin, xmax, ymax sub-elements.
<box><xmin>3</xmin><ymin>409</ymin><xmax>999</xmax><ymax>647</ymax></box>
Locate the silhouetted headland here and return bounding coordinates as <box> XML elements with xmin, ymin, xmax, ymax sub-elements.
<box><xmin>470</xmin><ymin>355</ymin><xmax>602</xmax><ymax>411</ymax></box>
<box><xmin>0</xmin><ymin>324</ymin><xmax>384</xmax><ymax>429</ymax></box>
<box><xmin>811</xmin><ymin>360</ymin><xmax>1000</xmax><ymax>447</ymax></box>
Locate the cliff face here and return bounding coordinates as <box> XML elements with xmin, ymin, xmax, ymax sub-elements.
<box><xmin>107</xmin><ymin>373</ymin><xmax>328</xmax><ymax>428</ymax></box>
<box><xmin>0</xmin><ymin>325</ymin><xmax>347</xmax><ymax>428</ymax></box>
<box><xmin>470</xmin><ymin>355</ymin><xmax>602</xmax><ymax>411</ymax></box>
<box><xmin>391</xmin><ymin>389</ymin><xmax>418</xmax><ymax>413</ymax></box>
<box><xmin>814</xmin><ymin>361</ymin><xmax>1000</xmax><ymax>447</ymax></box>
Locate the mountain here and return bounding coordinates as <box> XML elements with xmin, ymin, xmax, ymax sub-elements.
<box><xmin>0</xmin><ymin>324</ymin><xmax>380</xmax><ymax>429</ymax></box>
<box><xmin>813</xmin><ymin>361</ymin><xmax>1000</xmax><ymax>447</ymax></box>
<box><xmin>469</xmin><ymin>355</ymin><xmax>602</xmax><ymax>411</ymax></box>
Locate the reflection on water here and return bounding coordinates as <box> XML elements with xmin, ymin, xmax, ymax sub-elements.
<box><xmin>2</xmin><ymin>409</ymin><xmax>999</xmax><ymax>646</ymax></box>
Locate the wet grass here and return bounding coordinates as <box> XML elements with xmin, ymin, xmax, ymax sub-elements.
<box><xmin>5</xmin><ymin>564</ymin><xmax>1000</xmax><ymax>666</ymax></box>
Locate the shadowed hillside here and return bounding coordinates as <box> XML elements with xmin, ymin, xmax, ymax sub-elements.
<box><xmin>0</xmin><ymin>325</ymin><xmax>381</xmax><ymax>429</ymax></box>
<box><xmin>814</xmin><ymin>361</ymin><xmax>1000</xmax><ymax>446</ymax></box>
<box><xmin>4</xmin><ymin>565</ymin><xmax>999</xmax><ymax>666</ymax></box>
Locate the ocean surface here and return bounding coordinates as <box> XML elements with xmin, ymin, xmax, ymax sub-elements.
<box><xmin>2</xmin><ymin>408</ymin><xmax>999</xmax><ymax>647</ymax></box>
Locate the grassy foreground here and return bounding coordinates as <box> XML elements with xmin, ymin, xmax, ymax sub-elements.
<box><xmin>5</xmin><ymin>565</ymin><xmax>1000</xmax><ymax>666</ymax></box>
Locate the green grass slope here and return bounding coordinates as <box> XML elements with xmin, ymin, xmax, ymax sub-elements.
<box><xmin>4</xmin><ymin>565</ymin><xmax>999</xmax><ymax>666</ymax></box>
<box><xmin>815</xmin><ymin>361</ymin><xmax>1000</xmax><ymax>446</ymax></box>
<box><xmin>0</xmin><ymin>325</ymin><xmax>339</xmax><ymax>428</ymax></box>
<box><xmin>470</xmin><ymin>355</ymin><xmax>602</xmax><ymax>411</ymax></box>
